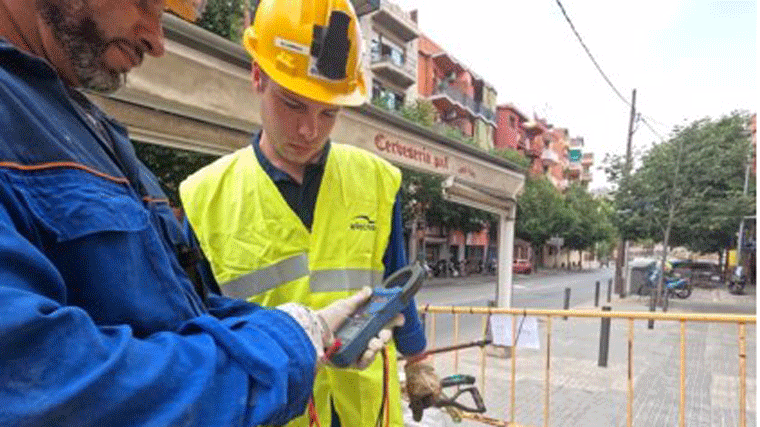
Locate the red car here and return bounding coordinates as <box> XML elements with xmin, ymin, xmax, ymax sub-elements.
<box><xmin>513</xmin><ymin>259</ymin><xmax>532</xmax><ymax>274</ymax></box>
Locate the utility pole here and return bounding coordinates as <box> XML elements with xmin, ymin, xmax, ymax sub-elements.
<box><xmin>615</xmin><ymin>89</ymin><xmax>637</xmax><ymax>297</ymax></box>
<box><xmin>736</xmin><ymin>126</ymin><xmax>753</xmax><ymax>270</ymax></box>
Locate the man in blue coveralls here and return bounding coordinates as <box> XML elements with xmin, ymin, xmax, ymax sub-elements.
<box><xmin>0</xmin><ymin>0</ymin><xmax>401</xmax><ymax>425</ymax></box>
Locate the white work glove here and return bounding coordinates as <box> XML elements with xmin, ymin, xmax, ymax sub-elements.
<box><xmin>317</xmin><ymin>287</ymin><xmax>405</xmax><ymax>369</ymax></box>
<box><xmin>278</xmin><ymin>287</ymin><xmax>404</xmax><ymax>369</ymax></box>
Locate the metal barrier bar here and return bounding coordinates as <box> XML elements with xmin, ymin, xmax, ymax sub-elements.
<box><xmin>739</xmin><ymin>322</ymin><xmax>747</xmax><ymax>427</ymax></box>
<box><xmin>511</xmin><ymin>314</ymin><xmax>517</xmax><ymax>423</ymax></box>
<box><xmin>430</xmin><ymin>312</ymin><xmax>436</xmax><ymax>362</ymax></box>
<box><xmin>627</xmin><ymin>318</ymin><xmax>634</xmax><ymax>427</ymax></box>
<box><xmin>480</xmin><ymin>314</ymin><xmax>488</xmax><ymax>396</ymax></box>
<box><xmin>454</xmin><ymin>312</ymin><xmax>460</xmax><ymax>373</ymax></box>
<box><xmin>418</xmin><ymin>306</ymin><xmax>756</xmax><ymax>323</ymax></box>
<box><xmin>418</xmin><ymin>306</ymin><xmax>756</xmax><ymax>427</ymax></box>
<box><xmin>679</xmin><ymin>320</ymin><xmax>686</xmax><ymax>427</ymax></box>
<box><xmin>544</xmin><ymin>316</ymin><xmax>552</xmax><ymax>427</ymax></box>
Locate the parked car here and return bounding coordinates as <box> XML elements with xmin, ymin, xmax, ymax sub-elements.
<box><xmin>670</xmin><ymin>260</ymin><xmax>722</xmax><ymax>288</ymax></box>
<box><xmin>513</xmin><ymin>259</ymin><xmax>532</xmax><ymax>274</ymax></box>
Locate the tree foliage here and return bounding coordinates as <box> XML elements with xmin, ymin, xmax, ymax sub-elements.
<box><xmin>612</xmin><ymin>111</ymin><xmax>755</xmax><ymax>255</ymax></box>
<box><xmin>515</xmin><ymin>177</ymin><xmax>573</xmax><ymax>260</ymax></box>
<box><xmin>132</xmin><ymin>142</ymin><xmax>219</xmax><ymax>207</ymax></box>
<box><xmin>399</xmin><ymin>167</ymin><xmax>495</xmax><ymax>234</ymax></box>
<box><xmin>562</xmin><ymin>183</ymin><xmax>616</xmax><ymax>252</ymax></box>
<box><xmin>196</xmin><ymin>0</ymin><xmax>247</xmax><ymax>42</ymax></box>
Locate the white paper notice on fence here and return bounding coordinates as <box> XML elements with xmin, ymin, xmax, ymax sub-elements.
<box><xmin>489</xmin><ymin>315</ymin><xmax>540</xmax><ymax>349</ymax></box>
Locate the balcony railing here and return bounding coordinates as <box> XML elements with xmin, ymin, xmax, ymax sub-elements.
<box><xmin>431</xmin><ymin>82</ymin><xmax>476</xmax><ymax>114</ymax></box>
<box><xmin>475</xmin><ymin>103</ymin><xmax>495</xmax><ymax>123</ymax></box>
<box><xmin>370</xmin><ymin>53</ymin><xmax>416</xmax><ymax>86</ymax></box>
<box><xmin>582</xmin><ymin>152</ymin><xmax>594</xmax><ymax>165</ymax></box>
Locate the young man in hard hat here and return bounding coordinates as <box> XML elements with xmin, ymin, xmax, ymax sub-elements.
<box><xmin>180</xmin><ymin>0</ymin><xmax>440</xmax><ymax>425</ymax></box>
<box><xmin>0</xmin><ymin>0</ymin><xmax>399</xmax><ymax>425</ymax></box>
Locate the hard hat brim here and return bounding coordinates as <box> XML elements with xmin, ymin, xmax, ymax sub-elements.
<box><xmin>248</xmin><ymin>46</ymin><xmax>367</xmax><ymax>107</ymax></box>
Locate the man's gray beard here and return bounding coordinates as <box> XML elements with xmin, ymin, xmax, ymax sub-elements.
<box><xmin>36</xmin><ymin>0</ymin><xmax>124</xmax><ymax>93</ymax></box>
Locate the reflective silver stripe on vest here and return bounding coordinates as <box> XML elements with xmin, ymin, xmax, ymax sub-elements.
<box><xmin>309</xmin><ymin>269</ymin><xmax>385</xmax><ymax>292</ymax></box>
<box><xmin>220</xmin><ymin>254</ymin><xmax>309</xmax><ymax>299</ymax></box>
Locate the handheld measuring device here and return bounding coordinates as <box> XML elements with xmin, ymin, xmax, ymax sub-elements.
<box><xmin>329</xmin><ymin>262</ymin><xmax>426</xmax><ymax>367</ymax></box>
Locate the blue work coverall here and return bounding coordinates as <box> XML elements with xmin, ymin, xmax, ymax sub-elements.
<box><xmin>0</xmin><ymin>40</ymin><xmax>316</xmax><ymax>426</ymax></box>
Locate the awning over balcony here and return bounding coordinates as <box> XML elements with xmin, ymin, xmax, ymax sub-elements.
<box><xmin>431</xmin><ymin>51</ymin><xmax>465</xmax><ymax>75</ymax></box>
<box><xmin>371</xmin><ymin>3</ymin><xmax>419</xmax><ymax>42</ymax></box>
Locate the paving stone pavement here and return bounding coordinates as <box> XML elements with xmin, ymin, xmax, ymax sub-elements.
<box><xmin>400</xmin><ymin>286</ymin><xmax>756</xmax><ymax>427</ymax></box>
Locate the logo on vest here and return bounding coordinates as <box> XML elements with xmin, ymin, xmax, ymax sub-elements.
<box><xmin>350</xmin><ymin>215</ymin><xmax>376</xmax><ymax>231</ymax></box>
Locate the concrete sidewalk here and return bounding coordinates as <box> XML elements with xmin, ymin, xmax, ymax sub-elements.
<box><xmin>401</xmin><ymin>285</ymin><xmax>757</xmax><ymax>426</ymax></box>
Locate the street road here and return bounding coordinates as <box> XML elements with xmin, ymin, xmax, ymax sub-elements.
<box><xmin>414</xmin><ymin>267</ymin><xmax>615</xmax><ymax>350</ymax></box>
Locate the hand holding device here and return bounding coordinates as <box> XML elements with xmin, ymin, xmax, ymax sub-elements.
<box><xmin>328</xmin><ymin>263</ymin><xmax>425</xmax><ymax>368</ymax></box>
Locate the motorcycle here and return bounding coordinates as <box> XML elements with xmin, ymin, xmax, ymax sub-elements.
<box><xmin>728</xmin><ymin>266</ymin><xmax>747</xmax><ymax>295</ymax></box>
<box><xmin>430</xmin><ymin>259</ymin><xmax>459</xmax><ymax>278</ymax></box>
<box><xmin>637</xmin><ymin>268</ymin><xmax>692</xmax><ymax>299</ymax></box>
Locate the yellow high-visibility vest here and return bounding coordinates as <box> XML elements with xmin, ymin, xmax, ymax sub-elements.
<box><xmin>180</xmin><ymin>142</ymin><xmax>404</xmax><ymax>427</ymax></box>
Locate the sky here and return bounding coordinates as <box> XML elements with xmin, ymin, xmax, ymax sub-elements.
<box><xmin>388</xmin><ymin>0</ymin><xmax>757</xmax><ymax>190</ymax></box>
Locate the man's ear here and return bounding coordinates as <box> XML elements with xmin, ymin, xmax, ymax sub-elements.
<box><xmin>251</xmin><ymin>62</ymin><xmax>264</xmax><ymax>93</ymax></box>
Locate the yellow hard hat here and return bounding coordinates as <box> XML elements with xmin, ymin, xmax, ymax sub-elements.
<box><xmin>242</xmin><ymin>0</ymin><xmax>367</xmax><ymax>106</ymax></box>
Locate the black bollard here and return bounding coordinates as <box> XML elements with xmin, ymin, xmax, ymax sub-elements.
<box><xmin>563</xmin><ymin>287</ymin><xmax>571</xmax><ymax>320</ymax></box>
<box><xmin>598</xmin><ymin>306</ymin><xmax>611</xmax><ymax>367</ymax></box>
<box><xmin>594</xmin><ymin>280</ymin><xmax>600</xmax><ymax>307</ymax></box>
<box><xmin>647</xmin><ymin>290</ymin><xmax>656</xmax><ymax>329</ymax></box>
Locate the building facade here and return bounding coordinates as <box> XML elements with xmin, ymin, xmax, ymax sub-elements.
<box><xmin>358</xmin><ymin>0</ymin><xmax>420</xmax><ymax>112</ymax></box>
<box><xmin>494</xmin><ymin>103</ymin><xmax>529</xmax><ymax>152</ymax></box>
<box><xmin>417</xmin><ymin>34</ymin><xmax>497</xmax><ymax>151</ymax></box>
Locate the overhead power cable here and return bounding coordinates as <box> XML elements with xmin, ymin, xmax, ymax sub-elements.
<box><xmin>553</xmin><ymin>0</ymin><xmax>669</xmax><ymax>142</ymax></box>
<box><xmin>553</xmin><ymin>0</ymin><xmax>630</xmax><ymax>107</ymax></box>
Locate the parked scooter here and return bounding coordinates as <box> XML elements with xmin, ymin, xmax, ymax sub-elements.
<box><xmin>728</xmin><ymin>266</ymin><xmax>747</xmax><ymax>295</ymax></box>
<box><xmin>637</xmin><ymin>266</ymin><xmax>692</xmax><ymax>299</ymax></box>
<box><xmin>430</xmin><ymin>259</ymin><xmax>460</xmax><ymax>278</ymax></box>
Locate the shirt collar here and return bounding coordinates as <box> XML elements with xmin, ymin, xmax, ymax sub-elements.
<box><xmin>251</xmin><ymin>130</ymin><xmax>331</xmax><ymax>183</ymax></box>
<box><xmin>0</xmin><ymin>38</ymin><xmax>61</xmax><ymax>80</ymax></box>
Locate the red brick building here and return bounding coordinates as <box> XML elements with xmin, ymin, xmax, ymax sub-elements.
<box><xmin>417</xmin><ymin>34</ymin><xmax>497</xmax><ymax>151</ymax></box>
<box><xmin>494</xmin><ymin>103</ymin><xmax>529</xmax><ymax>151</ymax></box>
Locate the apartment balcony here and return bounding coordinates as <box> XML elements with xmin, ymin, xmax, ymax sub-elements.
<box><xmin>569</xmin><ymin>137</ymin><xmax>584</xmax><ymax>149</ymax></box>
<box><xmin>565</xmin><ymin>163</ymin><xmax>582</xmax><ymax>179</ymax></box>
<box><xmin>370</xmin><ymin>53</ymin><xmax>416</xmax><ymax>87</ymax></box>
<box><xmin>352</xmin><ymin>0</ymin><xmax>381</xmax><ymax>16</ymax></box>
<box><xmin>370</xmin><ymin>0</ymin><xmax>419</xmax><ymax>42</ymax></box>
<box><xmin>473</xmin><ymin>103</ymin><xmax>496</xmax><ymax>125</ymax></box>
<box><xmin>541</xmin><ymin>148</ymin><xmax>561</xmax><ymax>166</ymax></box>
<box><xmin>526</xmin><ymin>139</ymin><xmax>543</xmax><ymax>158</ymax></box>
<box><xmin>431</xmin><ymin>51</ymin><xmax>466</xmax><ymax>76</ymax></box>
<box><xmin>582</xmin><ymin>152</ymin><xmax>594</xmax><ymax>166</ymax></box>
<box><xmin>429</xmin><ymin>82</ymin><xmax>476</xmax><ymax>118</ymax></box>
<box><xmin>515</xmin><ymin>136</ymin><xmax>529</xmax><ymax>151</ymax></box>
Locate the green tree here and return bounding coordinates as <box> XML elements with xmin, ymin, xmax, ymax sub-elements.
<box><xmin>515</xmin><ymin>176</ymin><xmax>573</xmax><ymax>269</ymax></box>
<box><xmin>398</xmin><ymin>168</ymin><xmax>494</xmax><ymax>233</ymax></box>
<box><xmin>613</xmin><ymin>111</ymin><xmax>755</xmax><ymax>262</ymax></box>
<box><xmin>132</xmin><ymin>142</ymin><xmax>219</xmax><ymax>207</ymax></box>
<box><xmin>197</xmin><ymin>0</ymin><xmax>247</xmax><ymax>42</ymax></box>
<box><xmin>561</xmin><ymin>184</ymin><xmax>618</xmax><ymax>268</ymax></box>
